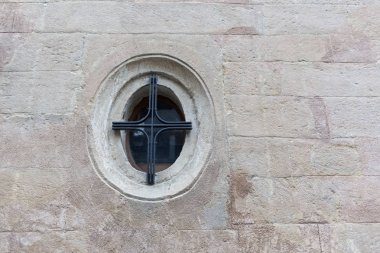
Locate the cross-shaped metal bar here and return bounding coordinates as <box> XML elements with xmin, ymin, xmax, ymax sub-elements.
<box><xmin>112</xmin><ymin>74</ymin><xmax>192</xmax><ymax>185</ymax></box>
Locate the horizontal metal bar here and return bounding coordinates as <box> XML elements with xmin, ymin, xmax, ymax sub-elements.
<box><xmin>112</xmin><ymin>122</ymin><xmax>192</xmax><ymax>130</ymax></box>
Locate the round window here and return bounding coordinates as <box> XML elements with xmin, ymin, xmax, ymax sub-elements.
<box><xmin>87</xmin><ymin>55</ymin><xmax>214</xmax><ymax>201</ymax></box>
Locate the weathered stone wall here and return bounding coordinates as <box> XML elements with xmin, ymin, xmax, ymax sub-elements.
<box><xmin>1</xmin><ymin>1</ymin><xmax>380</xmax><ymax>252</ymax></box>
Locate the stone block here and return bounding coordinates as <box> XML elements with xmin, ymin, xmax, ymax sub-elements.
<box><xmin>263</xmin><ymin>4</ymin><xmax>354</xmax><ymax>35</ymax></box>
<box><xmin>229</xmin><ymin>137</ymin><xmax>268</xmax><ymax>176</ymax></box>
<box><xmin>320</xmin><ymin>224</ymin><xmax>380</xmax><ymax>253</ymax></box>
<box><xmin>0</xmin><ymin>233</ymin><xmax>10</xmax><ymax>253</ymax></box>
<box><xmin>169</xmin><ymin>230</ymin><xmax>239</xmax><ymax>253</ymax></box>
<box><xmin>8</xmin><ymin>231</ymin><xmax>88</xmax><ymax>252</ymax></box>
<box><xmin>42</xmin><ymin>2</ymin><xmax>262</xmax><ymax>34</ymax></box>
<box><xmin>63</xmin><ymin>229</ymin><xmax>239</xmax><ymax>253</ymax></box>
<box><xmin>231</xmin><ymin>174</ymin><xmax>339</xmax><ymax>223</ymax></box>
<box><xmin>278</xmin><ymin>63</ymin><xmax>380</xmax><ymax>96</ymax></box>
<box><xmin>223</xmin><ymin>62</ymin><xmax>281</xmax><ymax>95</ymax></box>
<box><xmin>237</xmin><ymin>224</ymin><xmax>320</xmax><ymax>253</ymax></box>
<box><xmin>263</xmin><ymin>96</ymin><xmax>327</xmax><ymax>138</ymax></box>
<box><xmin>350</xmin><ymin>5</ymin><xmax>380</xmax><ymax>38</ymax></box>
<box><xmin>226</xmin><ymin>96</ymin><xmax>323</xmax><ymax>138</ymax></box>
<box><xmin>0</xmin><ymin>115</ymin><xmax>86</xmax><ymax>169</ymax></box>
<box><xmin>81</xmin><ymin>34</ymin><xmax>222</xmax><ymax>80</ymax></box>
<box><xmin>0</xmin><ymin>33</ymin><xmax>85</xmax><ymax>71</ymax></box>
<box><xmin>63</xmin><ymin>171</ymin><xmax>226</xmax><ymax>232</ymax></box>
<box><xmin>230</xmin><ymin>175</ymin><xmax>380</xmax><ymax>224</ymax></box>
<box><xmin>229</xmin><ymin>137</ymin><xmax>361</xmax><ymax>177</ymax></box>
<box><xmin>225</xmin><ymin>95</ymin><xmax>266</xmax><ymax>137</ymax></box>
<box><xmin>323</xmin><ymin>33</ymin><xmax>377</xmax><ymax>63</ymax></box>
<box><xmin>224</xmin><ymin>62</ymin><xmax>380</xmax><ymax>97</ymax></box>
<box><xmin>0</xmin><ymin>3</ymin><xmax>43</xmax><ymax>32</ymax></box>
<box><xmin>223</xmin><ymin>35</ymin><xmax>328</xmax><ymax>62</ymax></box>
<box><xmin>87</xmin><ymin>229</ymin><xmax>170</xmax><ymax>253</ymax></box>
<box><xmin>0</xmin><ymin>167</ymin><xmax>84</xmax><ymax>232</ymax></box>
<box><xmin>336</xmin><ymin>177</ymin><xmax>380</xmax><ymax>223</ymax></box>
<box><xmin>325</xmin><ymin>97</ymin><xmax>380</xmax><ymax>138</ymax></box>
<box><xmin>223</xmin><ymin>35</ymin><xmax>378</xmax><ymax>63</ymax></box>
<box><xmin>0</xmin><ymin>71</ymin><xmax>82</xmax><ymax>114</ymax></box>
<box><xmin>200</xmin><ymin>195</ymin><xmax>228</xmax><ymax>229</ymax></box>
<box><xmin>166</xmin><ymin>189</ymin><xmax>228</xmax><ymax>230</ymax></box>
<box><xmin>356</xmin><ymin>138</ymin><xmax>380</xmax><ymax>175</ymax></box>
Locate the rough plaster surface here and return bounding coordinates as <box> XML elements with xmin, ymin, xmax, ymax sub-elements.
<box><xmin>0</xmin><ymin>1</ymin><xmax>380</xmax><ymax>252</ymax></box>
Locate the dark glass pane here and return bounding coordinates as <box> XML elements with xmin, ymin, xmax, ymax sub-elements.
<box><xmin>156</xmin><ymin>98</ymin><xmax>182</xmax><ymax>122</ymax></box>
<box><xmin>127</xmin><ymin>130</ymin><xmax>148</xmax><ymax>171</ymax></box>
<box><xmin>126</xmin><ymin>95</ymin><xmax>185</xmax><ymax>172</ymax></box>
<box><xmin>155</xmin><ymin>130</ymin><xmax>185</xmax><ymax>172</ymax></box>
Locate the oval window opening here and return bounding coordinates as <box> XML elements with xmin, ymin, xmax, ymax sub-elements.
<box><xmin>125</xmin><ymin>92</ymin><xmax>186</xmax><ymax>173</ymax></box>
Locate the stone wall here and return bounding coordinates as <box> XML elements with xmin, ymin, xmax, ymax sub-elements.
<box><xmin>1</xmin><ymin>1</ymin><xmax>380</xmax><ymax>252</ymax></box>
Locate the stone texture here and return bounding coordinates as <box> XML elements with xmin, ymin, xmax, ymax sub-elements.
<box><xmin>0</xmin><ymin>33</ymin><xmax>85</xmax><ymax>71</ymax></box>
<box><xmin>350</xmin><ymin>5</ymin><xmax>380</xmax><ymax>38</ymax></box>
<box><xmin>0</xmin><ymin>115</ymin><xmax>87</xmax><ymax>169</ymax></box>
<box><xmin>356</xmin><ymin>138</ymin><xmax>380</xmax><ymax>175</ymax></box>
<box><xmin>229</xmin><ymin>137</ymin><xmax>361</xmax><ymax>177</ymax></box>
<box><xmin>0</xmin><ymin>71</ymin><xmax>82</xmax><ymax>114</ymax></box>
<box><xmin>9</xmin><ymin>229</ymin><xmax>237</xmax><ymax>253</ymax></box>
<box><xmin>223</xmin><ymin>35</ymin><xmax>378</xmax><ymax>63</ymax></box>
<box><xmin>237</xmin><ymin>224</ymin><xmax>321</xmax><ymax>253</ymax></box>
<box><xmin>168</xmin><ymin>230</ymin><xmax>239</xmax><ymax>253</ymax></box>
<box><xmin>231</xmin><ymin>175</ymin><xmax>380</xmax><ymax>224</ymax></box>
<box><xmin>0</xmin><ymin>233</ymin><xmax>10</xmax><ymax>253</ymax></box>
<box><xmin>226</xmin><ymin>96</ymin><xmax>325</xmax><ymax>138</ymax></box>
<box><xmin>0</xmin><ymin>3</ymin><xmax>43</xmax><ymax>32</ymax></box>
<box><xmin>7</xmin><ymin>231</ymin><xmax>89</xmax><ymax>252</ymax></box>
<box><xmin>223</xmin><ymin>62</ymin><xmax>281</xmax><ymax>96</ymax></box>
<box><xmin>80</xmin><ymin>34</ymin><xmax>223</xmax><ymax>108</ymax></box>
<box><xmin>262</xmin><ymin>4</ymin><xmax>355</xmax><ymax>35</ymax></box>
<box><xmin>1</xmin><ymin>0</ymin><xmax>380</xmax><ymax>252</ymax></box>
<box><xmin>0</xmin><ymin>168</ymin><xmax>81</xmax><ymax>233</ymax></box>
<box><xmin>42</xmin><ymin>2</ymin><xmax>262</xmax><ymax>34</ymax></box>
<box><xmin>325</xmin><ymin>98</ymin><xmax>380</xmax><ymax>138</ymax></box>
<box><xmin>224</xmin><ymin>62</ymin><xmax>380</xmax><ymax>96</ymax></box>
<box><xmin>320</xmin><ymin>224</ymin><xmax>380</xmax><ymax>253</ymax></box>
<box><xmin>223</xmin><ymin>35</ymin><xmax>328</xmax><ymax>62</ymax></box>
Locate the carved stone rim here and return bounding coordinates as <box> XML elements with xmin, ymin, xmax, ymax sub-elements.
<box><xmin>87</xmin><ymin>54</ymin><xmax>215</xmax><ymax>201</ymax></box>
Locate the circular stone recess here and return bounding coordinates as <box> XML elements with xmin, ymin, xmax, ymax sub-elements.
<box><xmin>87</xmin><ymin>55</ymin><xmax>215</xmax><ymax>201</ymax></box>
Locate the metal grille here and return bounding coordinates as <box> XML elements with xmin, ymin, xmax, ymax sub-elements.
<box><xmin>112</xmin><ymin>74</ymin><xmax>192</xmax><ymax>185</ymax></box>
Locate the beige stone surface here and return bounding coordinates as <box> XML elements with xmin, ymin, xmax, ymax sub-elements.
<box><xmin>0</xmin><ymin>72</ymin><xmax>82</xmax><ymax>114</ymax></box>
<box><xmin>223</xmin><ymin>34</ymin><xmax>379</xmax><ymax>63</ymax></box>
<box><xmin>229</xmin><ymin>137</ymin><xmax>361</xmax><ymax>177</ymax></box>
<box><xmin>356</xmin><ymin>138</ymin><xmax>380</xmax><ymax>175</ymax></box>
<box><xmin>42</xmin><ymin>2</ymin><xmax>262</xmax><ymax>34</ymax></box>
<box><xmin>262</xmin><ymin>4</ymin><xmax>355</xmax><ymax>35</ymax></box>
<box><xmin>224</xmin><ymin>62</ymin><xmax>380</xmax><ymax>96</ymax></box>
<box><xmin>1</xmin><ymin>0</ymin><xmax>380</xmax><ymax>252</ymax></box>
<box><xmin>231</xmin><ymin>175</ymin><xmax>380</xmax><ymax>224</ymax></box>
<box><xmin>0</xmin><ymin>33</ymin><xmax>85</xmax><ymax>71</ymax></box>
<box><xmin>237</xmin><ymin>224</ymin><xmax>321</xmax><ymax>253</ymax></box>
<box><xmin>226</xmin><ymin>96</ymin><xmax>324</xmax><ymax>138</ymax></box>
<box><xmin>320</xmin><ymin>224</ymin><xmax>380</xmax><ymax>253</ymax></box>
<box><xmin>325</xmin><ymin>98</ymin><xmax>380</xmax><ymax>137</ymax></box>
<box><xmin>0</xmin><ymin>115</ymin><xmax>85</xmax><ymax>168</ymax></box>
<box><xmin>0</xmin><ymin>3</ymin><xmax>43</xmax><ymax>32</ymax></box>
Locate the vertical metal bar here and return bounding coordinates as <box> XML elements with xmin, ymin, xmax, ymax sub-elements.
<box><xmin>147</xmin><ymin>74</ymin><xmax>156</xmax><ymax>185</ymax></box>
